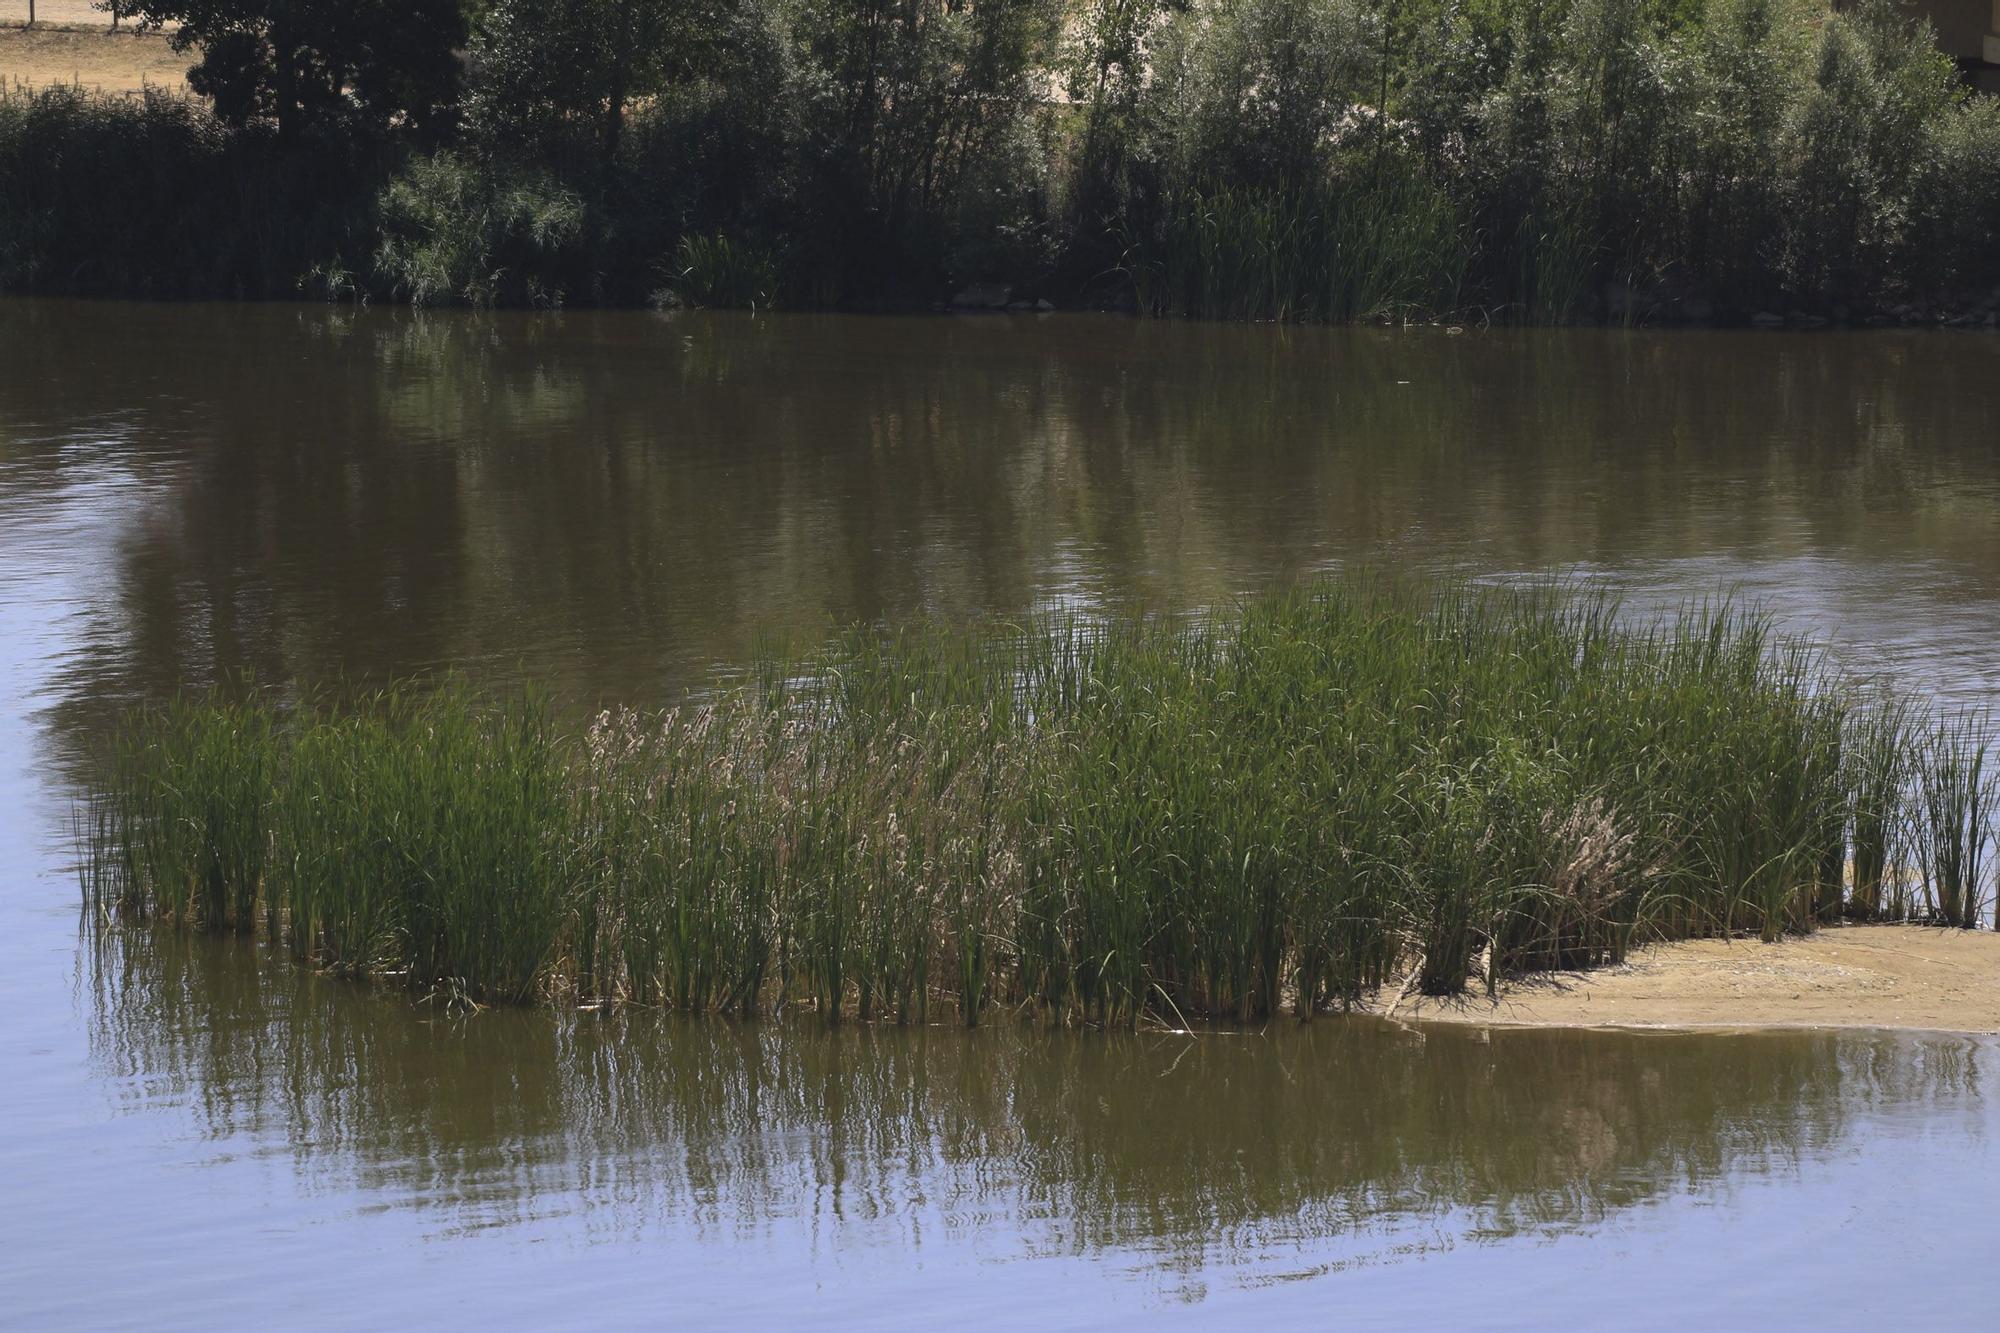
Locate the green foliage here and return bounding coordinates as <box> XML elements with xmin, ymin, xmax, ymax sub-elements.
<box><xmin>661</xmin><ymin>232</ymin><xmax>777</xmax><ymax>308</ymax></box>
<box><xmin>0</xmin><ymin>86</ymin><xmax>376</xmax><ymax>299</ymax></box>
<box><xmin>372</xmin><ymin>151</ymin><xmax>586</xmax><ymax>307</ymax></box>
<box><xmin>84</xmin><ymin>692</ymin><xmax>274</xmax><ymax>933</ymax></box>
<box><xmin>1776</xmin><ymin>0</ymin><xmax>1958</xmax><ymax>303</ymax></box>
<box><xmin>1914</xmin><ymin>714</ymin><xmax>1995</xmax><ymax>929</ymax></box>
<box><xmin>1126</xmin><ymin>168</ymin><xmax>1467</xmax><ymax>322</ymax></box>
<box><xmin>1140</xmin><ymin>0</ymin><xmax>1376</xmax><ymax>191</ymax></box>
<box><xmin>1906</xmin><ymin>95</ymin><xmax>2000</xmax><ymax>293</ymax></box>
<box><xmin>107</xmin><ymin>0</ymin><xmax>468</xmax><ymax>141</ymax></box>
<box><xmin>9</xmin><ymin>0</ymin><xmax>2000</xmax><ymax>316</ymax></box>
<box><xmin>1665</xmin><ymin>0</ymin><xmax>1809</xmax><ymax>308</ymax></box>
<box><xmin>471</xmin><ymin>0</ymin><xmax>722</xmax><ymax>176</ymax></box>
<box><xmin>786</xmin><ymin>0</ymin><xmax>1062</xmax><ymax>299</ymax></box>
<box><xmin>82</xmin><ymin>577</ymin><xmax>1999</xmax><ymax>1021</ymax></box>
<box><xmin>1847</xmin><ymin>698</ymin><xmax>1911</xmax><ymax>921</ymax></box>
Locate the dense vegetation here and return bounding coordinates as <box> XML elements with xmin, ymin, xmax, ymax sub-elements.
<box><xmin>82</xmin><ymin>577</ymin><xmax>1997</xmax><ymax>1021</ymax></box>
<box><xmin>4</xmin><ymin>0</ymin><xmax>1999</xmax><ymax>320</ymax></box>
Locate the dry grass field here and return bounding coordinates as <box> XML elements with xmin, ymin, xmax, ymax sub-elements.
<box><xmin>2</xmin><ymin>3</ymin><xmax>186</xmax><ymax>94</ymax></box>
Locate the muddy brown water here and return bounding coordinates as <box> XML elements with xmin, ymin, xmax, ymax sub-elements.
<box><xmin>4</xmin><ymin>300</ymin><xmax>2000</xmax><ymax>1326</ymax></box>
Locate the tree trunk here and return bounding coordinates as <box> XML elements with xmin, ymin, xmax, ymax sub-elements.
<box><xmin>272</xmin><ymin>11</ymin><xmax>300</xmax><ymax>144</ymax></box>
<box><xmin>601</xmin><ymin>0</ymin><xmax>639</xmax><ymax>184</ymax></box>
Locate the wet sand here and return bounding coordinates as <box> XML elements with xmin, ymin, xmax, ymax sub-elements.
<box><xmin>1393</xmin><ymin>925</ymin><xmax>2000</xmax><ymax>1034</ymax></box>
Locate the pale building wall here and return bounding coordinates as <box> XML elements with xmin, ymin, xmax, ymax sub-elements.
<box><xmin>1895</xmin><ymin>0</ymin><xmax>1995</xmax><ymax>60</ymax></box>
<box><xmin>1894</xmin><ymin>0</ymin><xmax>2000</xmax><ymax>90</ymax></box>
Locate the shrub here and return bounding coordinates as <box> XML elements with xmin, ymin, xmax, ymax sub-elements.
<box><xmin>372</xmin><ymin>151</ymin><xmax>586</xmax><ymax>307</ymax></box>
<box><xmin>1906</xmin><ymin>95</ymin><xmax>2000</xmax><ymax>294</ymax></box>
<box><xmin>0</xmin><ymin>86</ymin><xmax>374</xmax><ymax>299</ymax></box>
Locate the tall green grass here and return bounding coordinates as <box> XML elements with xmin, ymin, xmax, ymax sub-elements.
<box><xmin>81</xmin><ymin>577</ymin><xmax>1998</xmax><ymax>1021</ymax></box>
<box><xmin>1914</xmin><ymin>713</ymin><xmax>1996</xmax><ymax>929</ymax></box>
<box><xmin>81</xmin><ymin>694</ymin><xmax>273</xmax><ymax>933</ymax></box>
<box><xmin>1128</xmin><ymin>175</ymin><xmax>1469</xmax><ymax>323</ymax></box>
<box><xmin>661</xmin><ymin>233</ymin><xmax>779</xmax><ymax>310</ymax></box>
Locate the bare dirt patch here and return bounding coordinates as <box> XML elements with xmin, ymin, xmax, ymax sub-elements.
<box><xmin>1387</xmin><ymin>925</ymin><xmax>2000</xmax><ymax>1034</ymax></box>
<box><xmin>2</xmin><ymin>14</ymin><xmax>186</xmax><ymax>95</ymax></box>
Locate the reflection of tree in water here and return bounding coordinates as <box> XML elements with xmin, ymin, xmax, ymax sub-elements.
<box><xmin>86</xmin><ymin>928</ymin><xmax>1988</xmax><ymax>1273</ymax></box>
<box><xmin>9</xmin><ymin>304</ymin><xmax>2000</xmax><ymax>763</ymax></box>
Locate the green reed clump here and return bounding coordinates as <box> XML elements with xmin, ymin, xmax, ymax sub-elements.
<box><xmin>275</xmin><ymin>706</ymin><xmax>411</xmax><ymax>976</ymax></box>
<box><xmin>1847</xmin><ymin>699</ymin><xmax>1911</xmax><ymax>921</ymax></box>
<box><xmin>79</xmin><ymin>576</ymin><xmax>1998</xmax><ymax>1023</ymax></box>
<box><xmin>1914</xmin><ymin>714</ymin><xmax>1995</xmax><ymax>929</ymax></box>
<box><xmin>86</xmin><ymin>694</ymin><xmax>276</xmax><ymax>933</ymax></box>
<box><xmin>212</xmin><ymin>688</ymin><xmax>568</xmax><ymax>1002</ymax></box>
<box><xmin>372</xmin><ymin>151</ymin><xmax>586</xmax><ymax>308</ymax></box>
<box><xmin>662</xmin><ymin>233</ymin><xmax>779</xmax><ymax>310</ymax></box>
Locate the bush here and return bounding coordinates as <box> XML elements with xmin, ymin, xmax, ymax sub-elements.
<box><xmin>1776</xmin><ymin>0</ymin><xmax>1959</xmax><ymax>305</ymax></box>
<box><xmin>1139</xmin><ymin>0</ymin><xmax>1376</xmax><ymax>192</ymax></box>
<box><xmin>372</xmin><ymin>151</ymin><xmax>586</xmax><ymax>307</ymax></box>
<box><xmin>0</xmin><ymin>86</ymin><xmax>375</xmax><ymax>299</ymax></box>
<box><xmin>786</xmin><ymin>0</ymin><xmax>1062</xmax><ymax>302</ymax></box>
<box><xmin>1906</xmin><ymin>95</ymin><xmax>2000</xmax><ymax>294</ymax></box>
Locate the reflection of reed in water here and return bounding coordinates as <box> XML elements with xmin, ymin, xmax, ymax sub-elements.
<box><xmin>86</xmin><ymin>927</ymin><xmax>1989</xmax><ymax>1271</ymax></box>
<box><xmin>15</xmin><ymin>304</ymin><xmax>2000</xmax><ymax>773</ymax></box>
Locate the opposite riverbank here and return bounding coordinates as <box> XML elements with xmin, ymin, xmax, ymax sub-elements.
<box><xmin>5</xmin><ymin>0</ymin><xmax>1998</xmax><ymax>321</ymax></box>
<box><xmin>1395</xmin><ymin>925</ymin><xmax>2000</xmax><ymax>1034</ymax></box>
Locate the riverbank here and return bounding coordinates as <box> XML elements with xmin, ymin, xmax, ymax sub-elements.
<box><xmin>5</xmin><ymin>0</ymin><xmax>1998</xmax><ymax>318</ymax></box>
<box><xmin>1393</xmin><ymin>925</ymin><xmax>2000</xmax><ymax>1034</ymax></box>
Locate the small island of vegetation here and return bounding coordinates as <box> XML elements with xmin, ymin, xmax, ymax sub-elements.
<box><xmin>81</xmin><ymin>577</ymin><xmax>1998</xmax><ymax>1024</ymax></box>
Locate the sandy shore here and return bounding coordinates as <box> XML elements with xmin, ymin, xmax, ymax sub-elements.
<box><xmin>1385</xmin><ymin>925</ymin><xmax>2000</xmax><ymax>1034</ymax></box>
<box><xmin>3</xmin><ymin>15</ymin><xmax>186</xmax><ymax>94</ymax></box>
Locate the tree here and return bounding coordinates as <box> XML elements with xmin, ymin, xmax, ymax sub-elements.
<box><xmin>107</xmin><ymin>1</ymin><xmax>469</xmax><ymax>142</ymax></box>
<box><xmin>790</xmin><ymin>0</ymin><xmax>1060</xmax><ymax>291</ymax></box>
<box><xmin>472</xmin><ymin>0</ymin><xmax>722</xmax><ymax>181</ymax></box>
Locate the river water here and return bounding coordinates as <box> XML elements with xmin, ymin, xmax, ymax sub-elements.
<box><xmin>3</xmin><ymin>300</ymin><xmax>1999</xmax><ymax>1326</ymax></box>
